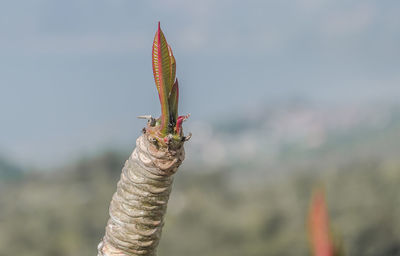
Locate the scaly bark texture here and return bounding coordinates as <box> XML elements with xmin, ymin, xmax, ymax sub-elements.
<box><xmin>97</xmin><ymin>134</ymin><xmax>185</xmax><ymax>256</ymax></box>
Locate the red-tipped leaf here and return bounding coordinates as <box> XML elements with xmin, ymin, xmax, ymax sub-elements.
<box><xmin>175</xmin><ymin>114</ymin><xmax>189</xmax><ymax>135</ymax></box>
<box><xmin>152</xmin><ymin>22</ymin><xmax>172</xmax><ymax>134</ymax></box>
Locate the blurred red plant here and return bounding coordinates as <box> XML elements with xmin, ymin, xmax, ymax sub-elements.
<box><xmin>308</xmin><ymin>188</ymin><xmax>335</xmax><ymax>256</ymax></box>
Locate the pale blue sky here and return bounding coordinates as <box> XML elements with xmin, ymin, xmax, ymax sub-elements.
<box><xmin>1</xmin><ymin>0</ymin><xmax>399</xmax><ymax>166</ymax></box>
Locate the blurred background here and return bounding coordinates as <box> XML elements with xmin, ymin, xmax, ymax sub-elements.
<box><xmin>1</xmin><ymin>0</ymin><xmax>400</xmax><ymax>255</ymax></box>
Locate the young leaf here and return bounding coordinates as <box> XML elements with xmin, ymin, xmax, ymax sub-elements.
<box><xmin>169</xmin><ymin>79</ymin><xmax>179</xmax><ymax>123</ymax></box>
<box><xmin>168</xmin><ymin>45</ymin><xmax>176</xmax><ymax>91</ymax></box>
<box><xmin>175</xmin><ymin>114</ymin><xmax>189</xmax><ymax>135</ymax></box>
<box><xmin>152</xmin><ymin>22</ymin><xmax>172</xmax><ymax>134</ymax></box>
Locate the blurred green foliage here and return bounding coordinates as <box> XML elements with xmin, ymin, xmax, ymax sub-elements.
<box><xmin>0</xmin><ymin>149</ymin><xmax>399</xmax><ymax>256</ymax></box>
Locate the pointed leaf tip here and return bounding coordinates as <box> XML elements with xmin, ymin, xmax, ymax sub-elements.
<box><xmin>152</xmin><ymin>22</ymin><xmax>173</xmax><ymax>135</ymax></box>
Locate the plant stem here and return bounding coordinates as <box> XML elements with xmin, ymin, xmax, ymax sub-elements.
<box><xmin>97</xmin><ymin>133</ymin><xmax>185</xmax><ymax>256</ymax></box>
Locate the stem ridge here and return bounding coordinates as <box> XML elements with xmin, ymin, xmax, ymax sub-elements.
<box><xmin>98</xmin><ymin>134</ymin><xmax>185</xmax><ymax>256</ymax></box>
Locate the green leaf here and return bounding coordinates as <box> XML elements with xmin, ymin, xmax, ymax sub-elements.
<box><xmin>152</xmin><ymin>22</ymin><xmax>173</xmax><ymax>134</ymax></box>
<box><xmin>169</xmin><ymin>79</ymin><xmax>179</xmax><ymax>123</ymax></box>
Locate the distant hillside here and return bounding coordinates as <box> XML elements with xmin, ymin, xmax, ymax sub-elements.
<box><xmin>0</xmin><ymin>157</ymin><xmax>23</xmax><ymax>180</ymax></box>
<box><xmin>186</xmin><ymin>103</ymin><xmax>400</xmax><ymax>172</ymax></box>
<box><xmin>0</xmin><ymin>103</ymin><xmax>399</xmax><ymax>255</ymax></box>
<box><xmin>0</xmin><ymin>148</ymin><xmax>399</xmax><ymax>256</ymax></box>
